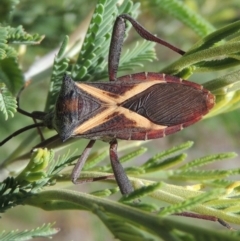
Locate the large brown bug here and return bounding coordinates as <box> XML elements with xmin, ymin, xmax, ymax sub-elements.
<box><xmin>1</xmin><ymin>14</ymin><xmax>215</xmax><ymax>195</ymax></box>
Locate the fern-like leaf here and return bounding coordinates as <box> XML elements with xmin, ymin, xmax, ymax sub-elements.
<box><xmin>0</xmin><ymin>82</ymin><xmax>17</xmax><ymax>119</ymax></box>
<box><xmin>72</xmin><ymin>0</ymin><xmax>148</xmax><ymax>80</ymax></box>
<box><xmin>0</xmin><ymin>57</ymin><xmax>24</xmax><ymax>94</ymax></box>
<box><xmin>44</xmin><ymin>36</ymin><xmax>69</xmax><ymax>111</ymax></box>
<box><xmin>142</xmin><ymin>141</ymin><xmax>193</xmax><ymax>169</ymax></box>
<box><xmin>159</xmin><ymin>188</ymin><xmax>225</xmax><ymax>216</ymax></box>
<box><xmin>180</xmin><ymin>152</ymin><xmax>237</xmax><ymax>170</ymax></box>
<box><xmin>47</xmin><ymin>148</ymin><xmax>79</xmax><ymax>177</ymax></box>
<box><xmin>0</xmin><ymin>24</ymin><xmax>42</xmax><ymax>119</ymax></box>
<box><xmin>0</xmin><ymin>26</ymin><xmax>43</xmax><ymax>61</ymax></box>
<box><xmin>118</xmin><ymin>40</ymin><xmax>156</xmax><ymax>71</ymax></box>
<box><xmin>6</xmin><ymin>25</ymin><xmax>43</xmax><ymax>45</ymax></box>
<box><xmin>0</xmin><ymin>223</ymin><xmax>59</xmax><ymax>241</ymax></box>
<box><xmin>26</xmin><ymin>190</ymin><xmax>240</xmax><ymax>241</ymax></box>
<box><xmin>147</xmin><ymin>0</ymin><xmax>215</xmax><ymax>37</ymax></box>
<box><xmin>0</xmin><ymin>27</ymin><xmax>9</xmax><ymax>59</ymax></box>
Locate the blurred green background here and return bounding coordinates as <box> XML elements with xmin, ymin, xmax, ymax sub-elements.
<box><xmin>1</xmin><ymin>0</ymin><xmax>240</xmax><ymax>240</ymax></box>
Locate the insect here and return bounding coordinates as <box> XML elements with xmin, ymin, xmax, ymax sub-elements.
<box><xmin>1</xmin><ymin>14</ymin><xmax>215</xmax><ymax>195</ymax></box>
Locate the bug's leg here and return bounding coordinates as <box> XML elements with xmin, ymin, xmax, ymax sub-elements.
<box><xmin>0</xmin><ymin>123</ymin><xmax>45</xmax><ymax>146</ymax></box>
<box><xmin>158</xmin><ymin>206</ymin><xmax>232</xmax><ymax>229</ymax></box>
<box><xmin>174</xmin><ymin>211</ymin><xmax>232</xmax><ymax>229</ymax></box>
<box><xmin>16</xmin><ymin>81</ymin><xmax>34</xmax><ymax>118</ymax></box>
<box><xmin>71</xmin><ymin>174</ymin><xmax>115</xmax><ymax>184</ymax></box>
<box><xmin>33</xmin><ymin>134</ymin><xmax>60</xmax><ymax>149</ymax></box>
<box><xmin>16</xmin><ymin>81</ymin><xmax>46</xmax><ymax>141</ymax></box>
<box><xmin>108</xmin><ymin>14</ymin><xmax>185</xmax><ymax>81</ymax></box>
<box><xmin>109</xmin><ymin>139</ymin><xmax>133</xmax><ymax>195</ymax></box>
<box><xmin>31</xmin><ymin>118</ymin><xmax>45</xmax><ymax>142</ymax></box>
<box><xmin>108</xmin><ymin>15</ymin><xmax>126</xmax><ymax>81</ymax></box>
<box><xmin>0</xmin><ymin>82</ymin><xmax>47</xmax><ymax>146</ymax></box>
<box><xmin>71</xmin><ymin>139</ymin><xmax>115</xmax><ymax>184</ymax></box>
<box><xmin>119</xmin><ymin>14</ymin><xmax>185</xmax><ymax>55</ymax></box>
<box><xmin>71</xmin><ymin>140</ymin><xmax>96</xmax><ymax>184</ymax></box>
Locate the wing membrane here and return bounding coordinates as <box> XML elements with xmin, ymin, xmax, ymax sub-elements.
<box><xmin>122</xmin><ymin>83</ymin><xmax>210</xmax><ymax>126</ymax></box>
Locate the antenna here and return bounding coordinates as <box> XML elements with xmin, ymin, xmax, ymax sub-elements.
<box><xmin>0</xmin><ymin>122</ymin><xmax>45</xmax><ymax>146</ymax></box>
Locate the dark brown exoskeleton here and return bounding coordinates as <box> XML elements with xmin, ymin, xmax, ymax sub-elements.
<box><xmin>1</xmin><ymin>14</ymin><xmax>215</xmax><ymax>195</ymax></box>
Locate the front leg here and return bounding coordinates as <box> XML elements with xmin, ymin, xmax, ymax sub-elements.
<box><xmin>71</xmin><ymin>139</ymin><xmax>96</xmax><ymax>184</ymax></box>
<box><xmin>109</xmin><ymin>139</ymin><xmax>133</xmax><ymax>195</ymax></box>
<box><xmin>71</xmin><ymin>139</ymin><xmax>115</xmax><ymax>184</ymax></box>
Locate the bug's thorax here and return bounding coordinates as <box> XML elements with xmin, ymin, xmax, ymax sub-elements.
<box><xmin>48</xmin><ymin>75</ymin><xmax>97</xmax><ymax>142</ymax></box>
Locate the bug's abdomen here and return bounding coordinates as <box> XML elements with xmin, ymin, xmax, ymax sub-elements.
<box><xmin>122</xmin><ymin>83</ymin><xmax>214</xmax><ymax>126</ymax></box>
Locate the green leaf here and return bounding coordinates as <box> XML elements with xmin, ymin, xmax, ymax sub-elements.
<box><xmin>180</xmin><ymin>152</ymin><xmax>237</xmax><ymax>170</ymax></box>
<box><xmin>47</xmin><ymin>148</ymin><xmax>78</xmax><ymax>177</ymax></box>
<box><xmin>204</xmin><ymin>70</ymin><xmax>240</xmax><ymax>94</ymax></box>
<box><xmin>2</xmin><ymin>139</ymin><xmax>240</xmax><ymax>238</ymax></box>
<box><xmin>0</xmin><ymin>27</ymin><xmax>9</xmax><ymax>59</ymax></box>
<box><xmin>6</xmin><ymin>26</ymin><xmax>43</xmax><ymax>45</ymax></box>
<box><xmin>118</xmin><ymin>40</ymin><xmax>156</xmax><ymax>73</ymax></box>
<box><xmin>25</xmin><ymin>190</ymin><xmax>240</xmax><ymax>241</ymax></box>
<box><xmin>145</xmin><ymin>153</ymin><xmax>187</xmax><ymax>172</ymax></box>
<box><xmin>0</xmin><ymin>26</ymin><xmax>43</xmax><ymax>62</ymax></box>
<box><xmin>162</xmin><ymin>21</ymin><xmax>240</xmax><ymax>77</ymax></box>
<box><xmin>142</xmin><ymin>141</ymin><xmax>193</xmax><ymax>169</ymax></box>
<box><xmin>159</xmin><ymin>188</ymin><xmax>225</xmax><ymax>216</ymax></box>
<box><xmin>0</xmin><ymin>223</ymin><xmax>59</xmax><ymax>241</ymax></box>
<box><xmin>0</xmin><ymin>57</ymin><xmax>24</xmax><ymax>94</ymax></box>
<box><xmin>44</xmin><ymin>36</ymin><xmax>69</xmax><ymax>111</ymax></box>
<box><xmin>16</xmin><ymin>148</ymin><xmax>53</xmax><ymax>182</ymax></box>
<box><xmin>0</xmin><ymin>82</ymin><xmax>17</xmax><ymax>120</ymax></box>
<box><xmin>72</xmin><ymin>0</ymin><xmax>120</xmax><ymax>79</ymax></box>
<box><xmin>188</xmin><ymin>20</ymin><xmax>240</xmax><ymax>54</ymax></box>
<box><xmin>120</xmin><ymin>182</ymin><xmax>163</xmax><ymax>202</ymax></box>
<box><xmin>146</xmin><ymin>0</ymin><xmax>215</xmax><ymax>37</ymax></box>
<box><xmin>171</xmin><ymin>169</ymin><xmax>238</xmax><ymax>181</ymax></box>
<box><xmin>83</xmin><ymin>150</ymin><xmax>108</xmax><ymax>171</ymax></box>
<box><xmin>72</xmin><ymin>0</ymin><xmax>153</xmax><ymax>81</ymax></box>
<box><xmin>91</xmin><ymin>187</ymin><xmax>119</xmax><ymax>197</ymax></box>
<box><xmin>102</xmin><ymin>147</ymin><xmax>147</xmax><ymax>172</ymax></box>
<box><xmin>163</xmin><ymin>42</ymin><xmax>240</xmax><ymax>76</ymax></box>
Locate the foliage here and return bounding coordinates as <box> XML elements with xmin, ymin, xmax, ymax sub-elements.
<box><xmin>0</xmin><ymin>82</ymin><xmax>17</xmax><ymax>120</ymax></box>
<box><xmin>1</xmin><ymin>0</ymin><xmax>240</xmax><ymax>240</ymax></box>
<box><xmin>1</xmin><ymin>144</ymin><xmax>240</xmax><ymax>240</ymax></box>
<box><xmin>0</xmin><ymin>223</ymin><xmax>59</xmax><ymax>241</ymax></box>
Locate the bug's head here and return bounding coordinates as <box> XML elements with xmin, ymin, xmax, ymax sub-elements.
<box><xmin>50</xmin><ymin>74</ymin><xmax>80</xmax><ymax>142</ymax></box>
<box><xmin>0</xmin><ymin>75</ymin><xmax>82</xmax><ymax>146</ymax></box>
